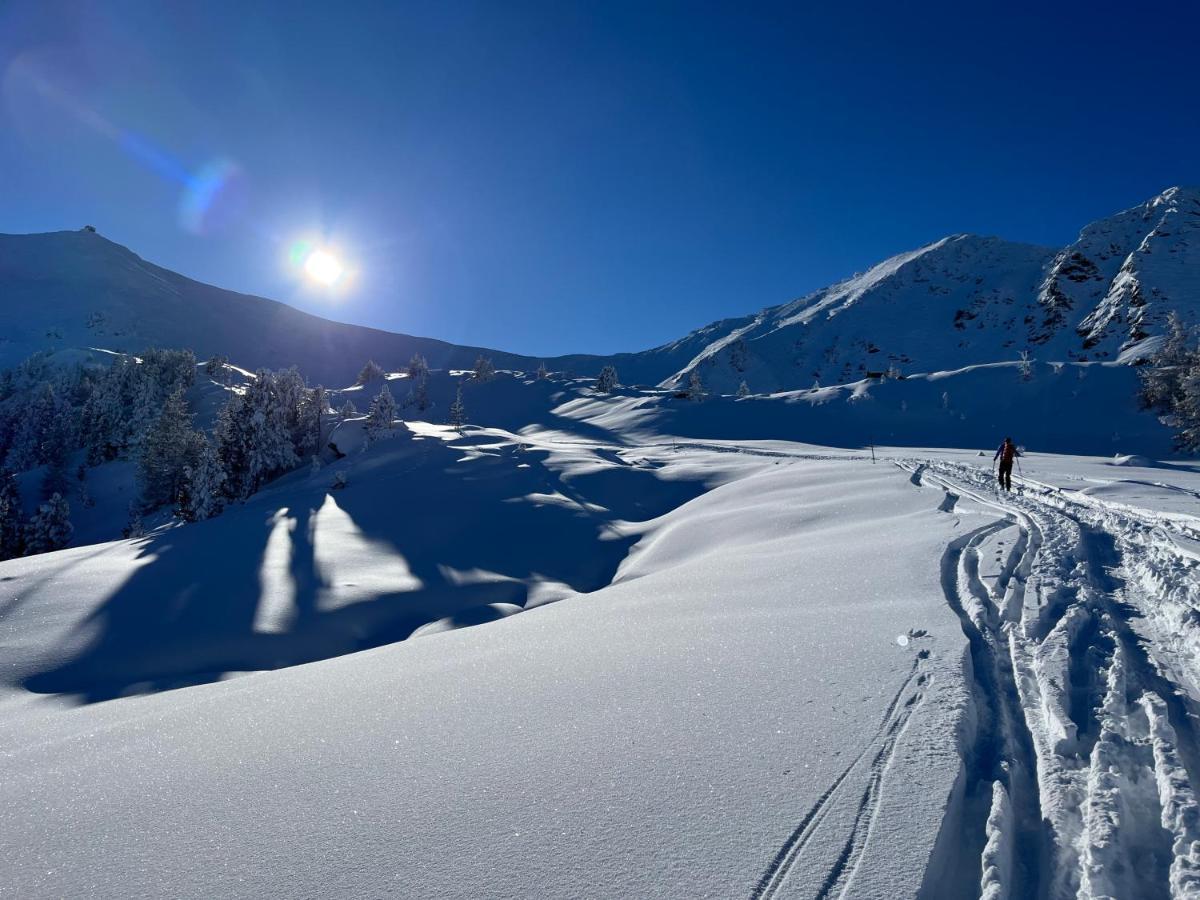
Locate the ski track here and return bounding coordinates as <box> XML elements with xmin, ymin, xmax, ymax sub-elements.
<box><xmin>752</xmin><ymin>653</ymin><xmax>930</xmax><ymax>900</ymax></box>
<box><xmin>902</xmin><ymin>457</ymin><xmax>1200</xmax><ymax>900</ymax></box>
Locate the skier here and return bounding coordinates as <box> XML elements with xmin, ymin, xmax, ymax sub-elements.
<box><xmin>994</xmin><ymin>436</ymin><xmax>1020</xmax><ymax>491</ymax></box>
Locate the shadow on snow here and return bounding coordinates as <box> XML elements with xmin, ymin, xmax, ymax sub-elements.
<box><xmin>22</xmin><ymin>428</ymin><xmax>705</xmax><ymax>704</ymax></box>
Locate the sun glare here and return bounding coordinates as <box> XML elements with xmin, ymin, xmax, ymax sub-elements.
<box><xmin>304</xmin><ymin>249</ymin><xmax>344</xmax><ymax>286</ymax></box>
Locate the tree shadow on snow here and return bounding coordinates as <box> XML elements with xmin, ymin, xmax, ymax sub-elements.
<box><xmin>23</xmin><ymin>429</ymin><xmax>706</xmax><ymax>704</ymax></box>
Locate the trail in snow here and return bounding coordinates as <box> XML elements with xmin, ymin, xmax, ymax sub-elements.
<box><xmin>905</xmin><ymin>459</ymin><xmax>1200</xmax><ymax>900</ymax></box>
<box><xmin>752</xmin><ymin>652</ymin><xmax>931</xmax><ymax>900</ymax></box>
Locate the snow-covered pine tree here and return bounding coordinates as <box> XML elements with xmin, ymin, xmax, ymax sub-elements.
<box><xmin>596</xmin><ymin>365</ymin><xmax>619</xmax><ymax>393</ymax></box>
<box><xmin>366</xmin><ymin>384</ymin><xmax>398</xmax><ymax>441</ymax></box>
<box><xmin>138</xmin><ymin>388</ymin><xmax>197</xmax><ymax>509</ymax></box>
<box><xmin>737</xmin><ymin>380</ymin><xmax>751</xmax><ymax>398</ymax></box>
<box><xmin>205</xmin><ymin>354</ymin><xmax>229</xmax><ymax>377</ymax></box>
<box><xmin>5</xmin><ymin>383</ymin><xmax>68</xmax><ymax>472</ymax></box>
<box><xmin>26</xmin><ymin>492</ymin><xmax>72</xmax><ymax>554</ymax></box>
<box><xmin>177</xmin><ymin>436</ymin><xmax>227</xmax><ymax>522</ymax></box>
<box><xmin>449</xmin><ymin>383</ymin><xmax>467</xmax><ymax>429</ymax></box>
<box><xmin>271</xmin><ymin>367</ymin><xmax>309</xmax><ymax>453</ymax></box>
<box><xmin>687</xmin><ymin>370</ymin><xmax>704</xmax><ymax>401</ymax></box>
<box><xmin>215</xmin><ymin>370</ymin><xmax>298</xmax><ymax>500</ymax></box>
<box><xmin>0</xmin><ymin>468</ymin><xmax>24</xmax><ymax>560</ymax></box>
<box><xmin>339</xmin><ymin>399</ymin><xmax>359</xmax><ymax>419</ymax></box>
<box><xmin>356</xmin><ymin>360</ymin><xmax>385</xmax><ymax>384</ymax></box>
<box><xmin>1176</xmin><ymin>368</ymin><xmax>1200</xmax><ymax>452</ymax></box>
<box><xmin>126</xmin><ymin>349</ymin><xmax>196</xmax><ymax>445</ymax></box>
<box><xmin>80</xmin><ymin>372</ymin><xmax>123</xmax><ymax>464</ymax></box>
<box><xmin>473</xmin><ymin>356</ymin><xmax>496</xmax><ymax>382</ymax></box>
<box><xmin>215</xmin><ymin>393</ymin><xmax>250</xmax><ymax>499</ymax></box>
<box><xmin>410</xmin><ymin>374</ymin><xmax>431</xmax><ymax>412</ymax></box>
<box><xmin>299</xmin><ymin>385</ymin><xmax>327</xmax><ymax>456</ymax></box>
<box><xmin>1140</xmin><ymin>312</ymin><xmax>1194</xmax><ymax>413</ymax></box>
<box><xmin>407</xmin><ymin>353</ymin><xmax>430</xmax><ymax>378</ymax></box>
<box><xmin>243</xmin><ymin>370</ymin><xmax>300</xmax><ymax>493</ymax></box>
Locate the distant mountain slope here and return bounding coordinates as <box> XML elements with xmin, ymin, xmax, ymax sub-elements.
<box><xmin>664</xmin><ymin>187</ymin><xmax>1200</xmax><ymax>393</ymax></box>
<box><xmin>0</xmin><ymin>230</ymin><xmax>608</xmax><ymax>386</ymax></box>
<box><xmin>2</xmin><ymin>186</ymin><xmax>1198</xmax><ymax>391</ymax></box>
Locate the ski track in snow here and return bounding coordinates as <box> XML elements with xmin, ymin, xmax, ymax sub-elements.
<box><xmin>903</xmin><ymin>458</ymin><xmax>1200</xmax><ymax>900</ymax></box>
<box><xmin>752</xmin><ymin>652</ymin><xmax>930</xmax><ymax>900</ymax></box>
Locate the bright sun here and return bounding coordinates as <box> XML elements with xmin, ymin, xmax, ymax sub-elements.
<box><xmin>304</xmin><ymin>249</ymin><xmax>344</xmax><ymax>286</ymax></box>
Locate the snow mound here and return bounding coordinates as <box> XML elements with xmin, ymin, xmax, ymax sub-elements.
<box><xmin>1110</xmin><ymin>453</ymin><xmax>1155</xmax><ymax>467</ymax></box>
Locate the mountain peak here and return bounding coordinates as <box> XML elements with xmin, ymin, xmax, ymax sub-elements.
<box><xmin>1153</xmin><ymin>185</ymin><xmax>1200</xmax><ymax>203</ymax></box>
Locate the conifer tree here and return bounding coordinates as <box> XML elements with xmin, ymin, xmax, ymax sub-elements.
<box><xmin>473</xmin><ymin>356</ymin><xmax>496</xmax><ymax>382</ymax></box>
<box><xmin>242</xmin><ymin>370</ymin><xmax>300</xmax><ymax>494</ymax></box>
<box><xmin>737</xmin><ymin>380</ymin><xmax>751</xmax><ymax>398</ymax></box>
<box><xmin>410</xmin><ymin>375</ymin><xmax>431</xmax><ymax>412</ymax></box>
<box><xmin>356</xmin><ymin>360</ymin><xmax>385</xmax><ymax>384</ymax></box>
<box><xmin>300</xmin><ymin>385</ymin><xmax>327</xmax><ymax>456</ymax></box>
<box><xmin>6</xmin><ymin>383</ymin><xmax>67</xmax><ymax>471</ymax></box>
<box><xmin>177</xmin><ymin>436</ymin><xmax>227</xmax><ymax>522</ymax></box>
<box><xmin>1140</xmin><ymin>312</ymin><xmax>1193</xmax><ymax>413</ymax></box>
<box><xmin>596</xmin><ymin>365</ymin><xmax>619</xmax><ymax>393</ymax></box>
<box><xmin>25</xmin><ymin>492</ymin><xmax>72</xmax><ymax>554</ymax></box>
<box><xmin>0</xmin><ymin>468</ymin><xmax>25</xmax><ymax>560</ymax></box>
<box><xmin>138</xmin><ymin>388</ymin><xmax>197</xmax><ymax>508</ymax></box>
<box><xmin>407</xmin><ymin>354</ymin><xmax>429</xmax><ymax>378</ymax></box>
<box><xmin>366</xmin><ymin>384</ymin><xmax>398</xmax><ymax>441</ymax></box>
<box><xmin>449</xmin><ymin>383</ymin><xmax>467</xmax><ymax>430</ymax></box>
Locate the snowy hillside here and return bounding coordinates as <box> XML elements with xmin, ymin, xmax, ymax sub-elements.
<box><xmin>4</xmin><ymin>402</ymin><xmax>1200</xmax><ymax>897</ymax></box>
<box><xmin>663</xmin><ymin>186</ymin><xmax>1200</xmax><ymax>394</ymax></box>
<box><xmin>4</xmin><ymin>187</ymin><xmax>1199</xmax><ymax>394</ymax></box>
<box><xmin>0</xmin><ymin>230</ymin><xmax>590</xmax><ymax>386</ymax></box>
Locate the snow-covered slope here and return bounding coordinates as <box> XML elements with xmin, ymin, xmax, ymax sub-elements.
<box><xmin>4</xmin><ymin>409</ymin><xmax>1200</xmax><ymax>897</ymax></box>
<box><xmin>664</xmin><ymin>187</ymin><xmax>1200</xmax><ymax>393</ymax></box>
<box><xmin>5</xmin><ymin>187</ymin><xmax>1199</xmax><ymax>395</ymax></box>
<box><xmin>0</xmin><ymin>426</ymin><xmax>971</xmax><ymax>898</ymax></box>
<box><xmin>0</xmin><ymin>231</ymin><xmax>587</xmax><ymax>386</ymax></box>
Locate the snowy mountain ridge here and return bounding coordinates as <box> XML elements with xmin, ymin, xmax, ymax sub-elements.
<box><xmin>664</xmin><ymin>186</ymin><xmax>1200</xmax><ymax>393</ymax></box>
<box><xmin>1</xmin><ymin>187</ymin><xmax>1198</xmax><ymax>393</ymax></box>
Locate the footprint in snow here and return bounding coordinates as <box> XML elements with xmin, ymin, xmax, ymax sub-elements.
<box><xmin>896</xmin><ymin>628</ymin><xmax>930</xmax><ymax>647</ymax></box>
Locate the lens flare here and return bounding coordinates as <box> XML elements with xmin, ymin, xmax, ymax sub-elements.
<box><xmin>179</xmin><ymin>158</ymin><xmax>246</xmax><ymax>235</ymax></box>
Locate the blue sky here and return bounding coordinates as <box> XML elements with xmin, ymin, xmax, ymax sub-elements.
<box><xmin>1</xmin><ymin>1</ymin><xmax>1197</xmax><ymax>356</ymax></box>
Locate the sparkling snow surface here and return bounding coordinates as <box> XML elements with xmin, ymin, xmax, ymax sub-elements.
<box><xmin>4</xmin><ymin>410</ymin><xmax>1200</xmax><ymax>897</ymax></box>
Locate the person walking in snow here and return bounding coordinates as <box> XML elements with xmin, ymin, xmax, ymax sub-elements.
<box><xmin>994</xmin><ymin>436</ymin><xmax>1020</xmax><ymax>492</ymax></box>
